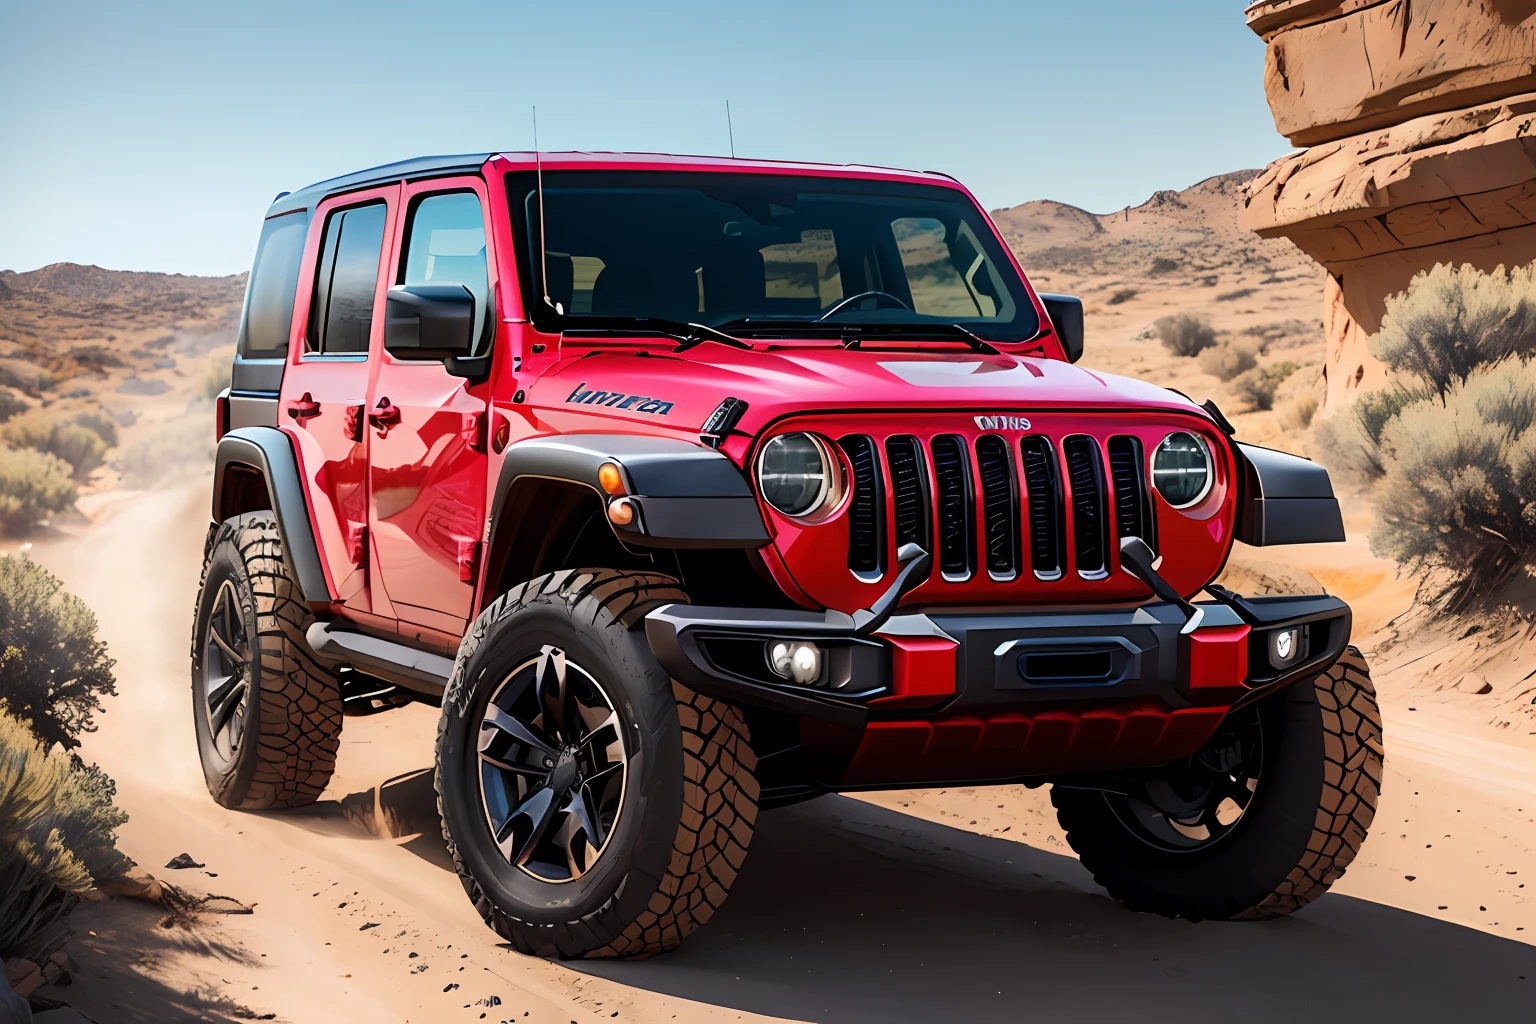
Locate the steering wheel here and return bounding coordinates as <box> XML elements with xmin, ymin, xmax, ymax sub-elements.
<box><xmin>817</xmin><ymin>290</ymin><xmax>913</xmax><ymax>320</ymax></box>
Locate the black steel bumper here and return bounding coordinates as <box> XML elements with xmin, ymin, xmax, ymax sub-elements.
<box><xmin>644</xmin><ymin>589</ymin><xmax>1353</xmax><ymax>728</ymax></box>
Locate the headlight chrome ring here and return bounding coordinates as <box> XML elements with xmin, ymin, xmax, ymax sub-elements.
<box><xmin>757</xmin><ymin>432</ymin><xmax>843</xmax><ymax>519</ymax></box>
<box><xmin>1152</xmin><ymin>431</ymin><xmax>1213</xmax><ymax>510</ymax></box>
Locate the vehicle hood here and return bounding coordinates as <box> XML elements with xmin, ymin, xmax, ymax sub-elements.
<box><xmin>527</xmin><ymin>343</ymin><xmax>1210</xmax><ymax>440</ymax></box>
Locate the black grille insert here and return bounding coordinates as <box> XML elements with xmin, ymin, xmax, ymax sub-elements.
<box><xmin>1018</xmin><ymin>435</ymin><xmax>1064</xmax><ymax>580</ymax></box>
<box><xmin>885</xmin><ymin>435</ymin><xmax>931</xmax><ymax>552</ymax></box>
<box><xmin>974</xmin><ymin>434</ymin><xmax>1020</xmax><ymax>579</ymax></box>
<box><xmin>929</xmin><ymin>434</ymin><xmax>974</xmax><ymax>580</ymax></box>
<box><xmin>1107</xmin><ymin>435</ymin><xmax>1156</xmax><ymax>552</ymax></box>
<box><xmin>839</xmin><ymin>435</ymin><xmax>884</xmax><ymax>579</ymax></box>
<box><xmin>1063</xmin><ymin>436</ymin><xmax>1109</xmax><ymax>578</ymax></box>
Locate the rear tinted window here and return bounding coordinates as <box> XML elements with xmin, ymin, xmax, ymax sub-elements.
<box><xmin>238</xmin><ymin>211</ymin><xmax>309</xmax><ymax>358</ymax></box>
<box><xmin>308</xmin><ymin>202</ymin><xmax>388</xmax><ymax>354</ymax></box>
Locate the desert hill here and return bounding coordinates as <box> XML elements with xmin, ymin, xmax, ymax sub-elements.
<box><xmin>0</xmin><ymin>262</ymin><xmax>245</xmax><ymax>395</ymax></box>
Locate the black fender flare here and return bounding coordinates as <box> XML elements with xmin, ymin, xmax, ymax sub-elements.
<box><xmin>482</xmin><ymin>433</ymin><xmax>770</xmax><ymax>594</ymax></box>
<box><xmin>1233</xmin><ymin>442</ymin><xmax>1345</xmax><ymax>546</ymax></box>
<box><xmin>213</xmin><ymin>427</ymin><xmax>332</xmax><ymax>610</ymax></box>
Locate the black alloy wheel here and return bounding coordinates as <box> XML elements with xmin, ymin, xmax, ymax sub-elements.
<box><xmin>199</xmin><ymin>578</ymin><xmax>253</xmax><ymax>767</ymax></box>
<box><xmin>478</xmin><ymin>644</ymin><xmax>628</xmax><ymax>882</ymax></box>
<box><xmin>1105</xmin><ymin>705</ymin><xmax>1263</xmax><ymax>852</ymax></box>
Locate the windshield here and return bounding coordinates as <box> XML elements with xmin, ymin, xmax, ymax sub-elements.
<box><xmin>507</xmin><ymin>171</ymin><xmax>1039</xmax><ymax>342</ymax></box>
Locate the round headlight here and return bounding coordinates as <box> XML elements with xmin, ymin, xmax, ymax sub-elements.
<box><xmin>757</xmin><ymin>433</ymin><xmax>839</xmax><ymax>518</ymax></box>
<box><xmin>1152</xmin><ymin>431</ymin><xmax>1213</xmax><ymax>509</ymax></box>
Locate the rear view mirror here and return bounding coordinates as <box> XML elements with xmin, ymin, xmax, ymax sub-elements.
<box><xmin>1039</xmin><ymin>293</ymin><xmax>1084</xmax><ymax>363</ymax></box>
<box><xmin>385</xmin><ymin>284</ymin><xmax>476</xmax><ymax>360</ymax></box>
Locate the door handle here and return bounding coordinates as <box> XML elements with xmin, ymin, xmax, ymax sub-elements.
<box><xmin>287</xmin><ymin>392</ymin><xmax>321</xmax><ymax>422</ymax></box>
<box><xmin>368</xmin><ymin>398</ymin><xmax>402</xmax><ymax>436</ymax></box>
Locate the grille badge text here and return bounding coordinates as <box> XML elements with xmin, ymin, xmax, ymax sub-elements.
<box><xmin>974</xmin><ymin>414</ymin><xmax>1031</xmax><ymax>431</ymax></box>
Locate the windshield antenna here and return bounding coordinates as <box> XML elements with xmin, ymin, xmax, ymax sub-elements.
<box><xmin>533</xmin><ymin>106</ymin><xmax>563</xmax><ymax>315</ymax></box>
<box><xmin>725</xmin><ymin>100</ymin><xmax>736</xmax><ymax>158</ymax></box>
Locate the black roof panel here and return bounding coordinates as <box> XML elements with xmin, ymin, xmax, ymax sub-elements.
<box><xmin>266</xmin><ymin>153</ymin><xmax>494</xmax><ymax>217</ymax></box>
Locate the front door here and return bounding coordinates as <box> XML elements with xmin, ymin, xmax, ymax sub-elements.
<box><xmin>282</xmin><ymin>186</ymin><xmax>398</xmax><ymax>610</ymax></box>
<box><xmin>367</xmin><ymin>178</ymin><xmax>495</xmax><ymax>636</ymax></box>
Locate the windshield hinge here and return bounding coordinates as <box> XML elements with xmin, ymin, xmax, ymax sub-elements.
<box><xmin>700</xmin><ymin>397</ymin><xmax>749</xmax><ymax>449</ymax></box>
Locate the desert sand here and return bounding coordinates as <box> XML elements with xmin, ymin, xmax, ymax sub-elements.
<box><xmin>8</xmin><ymin>172</ymin><xmax>1536</xmax><ymax>1021</ymax></box>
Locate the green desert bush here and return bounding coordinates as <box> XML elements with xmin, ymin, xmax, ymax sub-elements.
<box><xmin>1278</xmin><ymin>392</ymin><xmax>1318</xmax><ymax>433</ymax></box>
<box><xmin>1153</xmin><ymin>313</ymin><xmax>1217</xmax><ymax>357</ymax></box>
<box><xmin>0</xmin><ymin>390</ymin><xmax>27</xmax><ymax>424</ymax></box>
<box><xmin>1</xmin><ymin>408</ymin><xmax>109</xmax><ymax>479</ymax></box>
<box><xmin>1370</xmin><ymin>358</ymin><xmax>1536</xmax><ymax>603</ymax></box>
<box><xmin>0</xmin><ymin>712</ymin><xmax>130</xmax><ymax>963</ymax></box>
<box><xmin>1232</xmin><ymin>361</ymin><xmax>1298</xmax><ymax>411</ymax></box>
<box><xmin>1198</xmin><ymin>338</ymin><xmax>1259</xmax><ymax>381</ymax></box>
<box><xmin>0</xmin><ymin>446</ymin><xmax>77</xmax><ymax>534</ymax></box>
<box><xmin>72</xmin><ymin>409</ymin><xmax>119</xmax><ymax>448</ymax></box>
<box><xmin>0</xmin><ymin>550</ymin><xmax>117</xmax><ymax>750</ymax></box>
<box><xmin>1107</xmin><ymin>288</ymin><xmax>1138</xmax><ymax>306</ymax></box>
<box><xmin>1371</xmin><ymin>261</ymin><xmax>1536</xmax><ymax>397</ymax></box>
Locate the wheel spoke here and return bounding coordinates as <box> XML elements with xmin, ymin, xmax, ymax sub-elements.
<box><xmin>480</xmin><ymin>704</ymin><xmax>559</xmax><ymax>760</ymax></box>
<box><xmin>211</xmin><ymin>679</ymin><xmax>246</xmax><ymax>736</ymax></box>
<box><xmin>536</xmin><ymin>646</ymin><xmax>568</xmax><ymax>736</ymax></box>
<box><xmin>207</xmin><ymin>672</ymin><xmax>241</xmax><ymax>716</ymax></box>
<box><xmin>497</xmin><ymin>784</ymin><xmax>559</xmax><ymax>867</ymax></box>
<box><xmin>560</xmin><ymin>790</ymin><xmax>602</xmax><ymax>877</ymax></box>
<box><xmin>574</xmin><ymin>709</ymin><xmax>618</xmax><ymax>750</ymax></box>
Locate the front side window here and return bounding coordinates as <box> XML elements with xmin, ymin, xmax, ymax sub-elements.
<box><xmin>308</xmin><ymin>202</ymin><xmax>387</xmax><ymax>354</ymax></box>
<box><xmin>398</xmin><ymin>192</ymin><xmax>490</xmax><ymax>354</ymax></box>
<box><xmin>508</xmin><ymin>171</ymin><xmax>1037</xmax><ymax>342</ymax></box>
<box><xmin>239</xmin><ymin>211</ymin><xmax>309</xmax><ymax>358</ymax></box>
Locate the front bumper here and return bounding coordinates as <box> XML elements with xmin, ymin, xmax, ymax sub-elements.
<box><xmin>644</xmin><ymin>590</ymin><xmax>1352</xmax><ymax>729</ymax></box>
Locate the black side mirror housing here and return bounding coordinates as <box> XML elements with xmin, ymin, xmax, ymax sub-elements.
<box><xmin>1039</xmin><ymin>293</ymin><xmax>1084</xmax><ymax>363</ymax></box>
<box><xmin>385</xmin><ymin>284</ymin><xmax>477</xmax><ymax>361</ymax></box>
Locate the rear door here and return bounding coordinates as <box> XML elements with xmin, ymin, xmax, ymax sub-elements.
<box><xmin>367</xmin><ymin>178</ymin><xmax>495</xmax><ymax>635</ymax></box>
<box><xmin>282</xmin><ymin>185</ymin><xmax>398</xmax><ymax>611</ymax></box>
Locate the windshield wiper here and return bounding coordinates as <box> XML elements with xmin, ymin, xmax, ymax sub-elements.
<box><xmin>562</xmin><ymin>317</ymin><xmax>752</xmax><ymax>352</ymax></box>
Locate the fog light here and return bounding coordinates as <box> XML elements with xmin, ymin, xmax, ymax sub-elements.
<box><xmin>607</xmin><ymin>498</ymin><xmax>635</xmax><ymax>526</ymax></box>
<box><xmin>1267</xmin><ymin>626</ymin><xmax>1307</xmax><ymax>669</ymax></box>
<box><xmin>766</xmin><ymin>640</ymin><xmax>822</xmax><ymax>685</ymax></box>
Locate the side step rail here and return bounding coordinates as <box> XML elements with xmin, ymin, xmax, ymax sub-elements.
<box><xmin>305</xmin><ymin>622</ymin><xmax>454</xmax><ymax>697</ymax></box>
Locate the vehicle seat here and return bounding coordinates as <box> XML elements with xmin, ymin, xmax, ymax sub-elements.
<box><xmin>591</xmin><ymin>262</ymin><xmax>700</xmax><ymax>321</ymax></box>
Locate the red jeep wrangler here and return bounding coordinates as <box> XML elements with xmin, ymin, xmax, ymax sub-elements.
<box><xmin>194</xmin><ymin>152</ymin><xmax>1382</xmax><ymax>959</ymax></box>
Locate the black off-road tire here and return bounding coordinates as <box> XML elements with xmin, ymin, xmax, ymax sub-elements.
<box><xmin>1051</xmin><ymin>647</ymin><xmax>1382</xmax><ymax>921</ymax></box>
<box><xmin>436</xmin><ymin>569</ymin><xmax>758</xmax><ymax>959</ymax></box>
<box><xmin>190</xmin><ymin>513</ymin><xmax>342</xmax><ymax>809</ymax></box>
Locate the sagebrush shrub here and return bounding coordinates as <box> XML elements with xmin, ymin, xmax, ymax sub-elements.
<box><xmin>1370</xmin><ymin>358</ymin><xmax>1536</xmax><ymax>601</ymax></box>
<box><xmin>0</xmin><ymin>446</ymin><xmax>76</xmax><ymax>534</ymax></box>
<box><xmin>201</xmin><ymin>359</ymin><xmax>230</xmax><ymax>401</ymax></box>
<box><xmin>1198</xmin><ymin>339</ymin><xmax>1258</xmax><ymax>382</ymax></box>
<box><xmin>1153</xmin><ymin>313</ymin><xmax>1216</xmax><ymax>357</ymax></box>
<box><xmin>0</xmin><ymin>550</ymin><xmax>117</xmax><ymax>750</ymax></box>
<box><xmin>1372</xmin><ymin>262</ymin><xmax>1536</xmax><ymax>397</ymax></box>
<box><xmin>0</xmin><ymin>390</ymin><xmax>26</xmax><ymax>424</ymax></box>
<box><xmin>72</xmin><ymin>409</ymin><xmax>119</xmax><ymax>447</ymax></box>
<box><xmin>1</xmin><ymin>409</ymin><xmax>108</xmax><ymax>479</ymax></box>
<box><xmin>0</xmin><ymin>712</ymin><xmax>129</xmax><ymax>962</ymax></box>
<box><xmin>1232</xmin><ymin>362</ymin><xmax>1297</xmax><ymax>411</ymax></box>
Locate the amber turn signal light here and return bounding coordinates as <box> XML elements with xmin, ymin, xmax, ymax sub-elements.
<box><xmin>598</xmin><ymin>462</ymin><xmax>626</xmax><ymax>496</ymax></box>
<box><xmin>607</xmin><ymin>498</ymin><xmax>635</xmax><ymax>526</ymax></box>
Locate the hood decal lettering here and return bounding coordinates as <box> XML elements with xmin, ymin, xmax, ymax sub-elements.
<box><xmin>565</xmin><ymin>382</ymin><xmax>674</xmax><ymax>416</ymax></box>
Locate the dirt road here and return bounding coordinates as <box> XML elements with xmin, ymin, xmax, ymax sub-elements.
<box><xmin>23</xmin><ymin>482</ymin><xmax>1535</xmax><ymax>1023</ymax></box>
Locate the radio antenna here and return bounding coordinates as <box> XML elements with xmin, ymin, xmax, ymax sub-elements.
<box><xmin>725</xmin><ymin>100</ymin><xmax>736</xmax><ymax>158</ymax></box>
<box><xmin>533</xmin><ymin>106</ymin><xmax>562</xmax><ymax>314</ymax></box>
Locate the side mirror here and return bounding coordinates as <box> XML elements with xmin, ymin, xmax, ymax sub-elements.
<box><xmin>1039</xmin><ymin>293</ymin><xmax>1084</xmax><ymax>363</ymax></box>
<box><xmin>385</xmin><ymin>284</ymin><xmax>476</xmax><ymax>360</ymax></box>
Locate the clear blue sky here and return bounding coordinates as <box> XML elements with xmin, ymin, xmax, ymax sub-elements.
<box><xmin>0</xmin><ymin>0</ymin><xmax>1283</xmax><ymax>278</ymax></box>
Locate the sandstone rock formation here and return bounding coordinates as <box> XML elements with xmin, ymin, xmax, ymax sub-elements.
<box><xmin>1241</xmin><ymin>0</ymin><xmax>1536</xmax><ymax>412</ymax></box>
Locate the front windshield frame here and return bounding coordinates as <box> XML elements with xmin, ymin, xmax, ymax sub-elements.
<box><xmin>503</xmin><ymin>170</ymin><xmax>1042</xmax><ymax>344</ymax></box>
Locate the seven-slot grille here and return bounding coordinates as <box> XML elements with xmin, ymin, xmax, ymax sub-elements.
<box><xmin>838</xmin><ymin>430</ymin><xmax>1155</xmax><ymax>584</ymax></box>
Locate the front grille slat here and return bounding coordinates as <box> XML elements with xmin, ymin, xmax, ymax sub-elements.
<box><xmin>839</xmin><ymin>435</ymin><xmax>885</xmax><ymax>580</ymax></box>
<box><xmin>1107</xmin><ymin>435</ymin><xmax>1156</xmax><ymax>553</ymax></box>
<box><xmin>929</xmin><ymin>435</ymin><xmax>974</xmax><ymax>580</ymax></box>
<box><xmin>1063</xmin><ymin>436</ymin><xmax>1109</xmax><ymax>579</ymax></box>
<box><xmin>1018</xmin><ymin>436</ymin><xmax>1064</xmax><ymax>580</ymax></box>
<box><xmin>973</xmin><ymin>435</ymin><xmax>1020</xmax><ymax>580</ymax></box>
<box><xmin>885</xmin><ymin>436</ymin><xmax>931</xmax><ymax>552</ymax></box>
